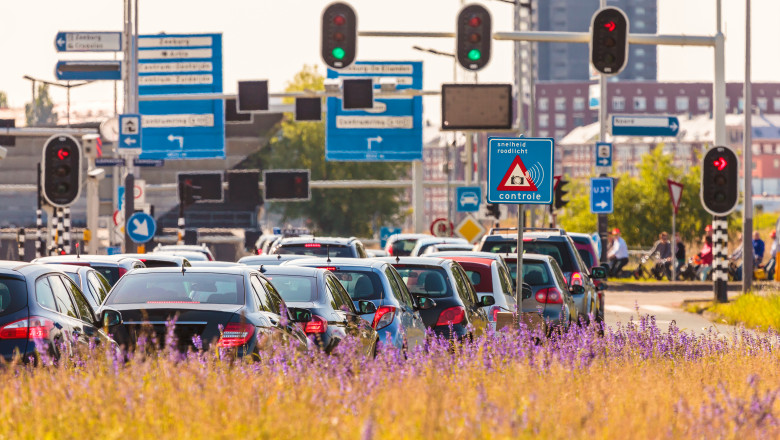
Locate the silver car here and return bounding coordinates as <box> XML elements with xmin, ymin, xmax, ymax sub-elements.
<box><xmin>520</xmin><ymin>254</ymin><xmax>579</xmax><ymax>332</ymax></box>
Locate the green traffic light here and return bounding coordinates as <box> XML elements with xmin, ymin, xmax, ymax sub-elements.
<box><xmin>332</xmin><ymin>47</ymin><xmax>346</xmax><ymax>60</ymax></box>
<box><xmin>467</xmin><ymin>49</ymin><xmax>481</xmax><ymax>61</ymax></box>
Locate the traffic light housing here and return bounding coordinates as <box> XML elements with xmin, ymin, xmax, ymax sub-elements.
<box><xmin>264</xmin><ymin>170</ymin><xmax>311</xmax><ymax>201</ymax></box>
<box><xmin>456</xmin><ymin>4</ymin><xmax>492</xmax><ymax>71</ymax></box>
<box><xmin>177</xmin><ymin>172</ymin><xmax>224</xmax><ymax>207</ymax></box>
<box><xmin>41</xmin><ymin>134</ymin><xmax>82</xmax><ymax>207</ymax></box>
<box><xmin>321</xmin><ymin>2</ymin><xmax>357</xmax><ymax>70</ymax></box>
<box><xmin>701</xmin><ymin>146</ymin><xmax>739</xmax><ymax>215</ymax></box>
<box><xmin>485</xmin><ymin>203</ymin><xmax>500</xmax><ymax>219</ymax></box>
<box><xmin>590</xmin><ymin>7</ymin><xmax>629</xmax><ymax>76</ymax></box>
<box><xmin>554</xmin><ymin>179</ymin><xmax>570</xmax><ymax>210</ymax></box>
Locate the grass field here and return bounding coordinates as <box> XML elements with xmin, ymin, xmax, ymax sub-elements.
<box><xmin>1</xmin><ymin>318</ymin><xmax>779</xmax><ymax>439</ymax></box>
<box><xmin>688</xmin><ymin>292</ymin><xmax>780</xmax><ymax>332</ymax></box>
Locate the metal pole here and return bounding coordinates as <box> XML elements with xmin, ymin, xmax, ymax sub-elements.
<box><xmin>446</xmin><ymin>141</ymin><xmax>453</xmax><ymax>227</ymax></box>
<box><xmin>671</xmin><ymin>211</ymin><xmax>677</xmax><ymax>281</ymax></box>
<box><xmin>465</xmin><ymin>132</ymin><xmax>473</xmax><ymax>185</ymax></box>
<box><xmin>743</xmin><ymin>0</ymin><xmax>753</xmax><ymax>293</ymax></box>
<box><xmin>86</xmin><ymin>153</ymin><xmax>99</xmax><ymax>255</ymax></box>
<box><xmin>515</xmin><ymin>205</ymin><xmax>524</xmax><ymax>325</ymax></box>
<box><xmin>124</xmin><ymin>174</ymin><xmax>136</xmax><ymax>253</ymax></box>
<box><xmin>412</xmin><ymin>161</ymin><xmax>425</xmax><ymax>233</ymax></box>
<box><xmin>514</xmin><ymin>0</ymin><xmax>524</xmax><ymax>134</ymax></box>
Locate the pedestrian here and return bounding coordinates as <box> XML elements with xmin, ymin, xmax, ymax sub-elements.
<box><xmin>607</xmin><ymin>228</ymin><xmax>629</xmax><ymax>277</ymax></box>
<box><xmin>766</xmin><ymin>230</ymin><xmax>777</xmax><ymax>280</ymax></box>
<box><xmin>697</xmin><ymin>235</ymin><xmax>713</xmax><ymax>281</ymax></box>
<box><xmin>674</xmin><ymin>232</ymin><xmax>686</xmax><ymax>280</ymax></box>
<box><xmin>753</xmin><ymin>231</ymin><xmax>765</xmax><ymax>267</ymax></box>
<box><xmin>647</xmin><ymin>232</ymin><xmax>672</xmax><ymax>279</ymax></box>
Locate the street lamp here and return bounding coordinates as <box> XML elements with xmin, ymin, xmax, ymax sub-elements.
<box><xmin>22</xmin><ymin>75</ymin><xmax>94</xmax><ymax>126</ymax></box>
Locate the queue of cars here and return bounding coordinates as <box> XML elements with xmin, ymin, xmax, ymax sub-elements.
<box><xmin>0</xmin><ymin>226</ymin><xmax>607</xmax><ymax>362</ymax></box>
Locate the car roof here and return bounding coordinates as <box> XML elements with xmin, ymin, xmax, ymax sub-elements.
<box><xmin>276</xmin><ymin>236</ymin><xmax>358</xmax><ymax>245</ymax></box>
<box><xmin>154</xmin><ymin>244</ymin><xmax>210</xmax><ymax>252</ymax></box>
<box><xmin>387</xmin><ymin>233</ymin><xmax>432</xmax><ymax>241</ymax></box>
<box><xmin>414</xmin><ymin>237</ymin><xmax>468</xmax><ymax>245</ymax></box>
<box><xmin>44</xmin><ymin>263</ymin><xmax>90</xmax><ymax>274</ymax></box>
<box><xmin>283</xmin><ymin>257</ymin><xmax>386</xmax><ymax>269</ymax></box>
<box><xmin>33</xmin><ymin>255</ymin><xmax>138</xmax><ymax>265</ymax></box>
<box><xmin>439</xmin><ymin>256</ymin><xmax>495</xmax><ymax>267</ymax></box>
<box><xmin>238</xmin><ymin>254</ymin><xmax>311</xmax><ymax>264</ymax></box>
<box><xmin>0</xmin><ymin>260</ymin><xmax>30</xmax><ymax>271</ymax></box>
<box><xmin>123</xmin><ymin>266</ymin><xmax>255</xmax><ymax>276</ymax></box>
<box><xmin>188</xmin><ymin>261</ymin><xmax>240</xmax><ymax>267</ymax></box>
<box><xmin>261</xmin><ymin>266</ymin><xmax>326</xmax><ymax>277</ymax></box>
<box><xmin>374</xmin><ymin>256</ymin><xmax>451</xmax><ymax>267</ymax></box>
<box><xmin>119</xmin><ymin>253</ymin><xmax>189</xmax><ymax>263</ymax></box>
<box><xmin>522</xmin><ymin>253</ymin><xmax>556</xmax><ymax>263</ymax></box>
<box><xmin>426</xmin><ymin>251</ymin><xmax>506</xmax><ymax>261</ymax></box>
<box><xmin>567</xmin><ymin>232</ymin><xmax>593</xmax><ymax>240</ymax></box>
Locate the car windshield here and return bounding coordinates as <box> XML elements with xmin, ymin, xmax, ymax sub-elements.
<box><xmin>522</xmin><ymin>262</ymin><xmax>552</xmax><ymax>286</ymax></box>
<box><xmin>266</xmin><ymin>275</ymin><xmax>317</xmax><ymax>302</ymax></box>
<box><xmin>577</xmin><ymin>249</ymin><xmax>594</xmax><ymax>268</ymax></box>
<box><xmin>107</xmin><ymin>273</ymin><xmax>245</xmax><ymax>305</ymax></box>
<box><xmin>139</xmin><ymin>259</ymin><xmax>180</xmax><ymax>268</ymax></box>
<box><xmin>330</xmin><ymin>270</ymin><xmax>383</xmax><ymax>301</ymax></box>
<box><xmin>394</xmin><ymin>266</ymin><xmax>453</xmax><ymax>298</ymax></box>
<box><xmin>391</xmin><ymin>239</ymin><xmax>418</xmax><ymax>256</ymax></box>
<box><xmin>523</xmin><ymin>242</ymin><xmax>573</xmax><ymax>272</ymax></box>
<box><xmin>0</xmin><ymin>278</ymin><xmax>27</xmax><ymax>317</ymax></box>
<box><xmin>275</xmin><ymin>244</ymin><xmax>353</xmax><ymax>258</ymax></box>
<box><xmin>93</xmin><ymin>266</ymin><xmax>121</xmax><ymax>286</ymax></box>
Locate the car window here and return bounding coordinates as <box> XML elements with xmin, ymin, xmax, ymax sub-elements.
<box><xmin>329</xmin><ymin>276</ymin><xmax>357</xmax><ymax>313</ymax></box>
<box><xmin>260</xmin><ymin>278</ymin><xmax>284</xmax><ymax>314</ymax></box>
<box><xmin>549</xmin><ymin>259</ymin><xmax>570</xmax><ymax>289</ymax></box>
<box><xmin>389</xmin><ymin>267</ymin><xmax>415</xmax><ymax>308</ymax></box>
<box><xmin>62</xmin><ymin>276</ymin><xmax>95</xmax><ymax>322</ymax></box>
<box><xmin>86</xmin><ymin>272</ymin><xmax>110</xmax><ymax>305</ymax></box>
<box><xmin>275</xmin><ymin>244</ymin><xmax>353</xmax><ymax>257</ymax></box>
<box><xmin>451</xmin><ymin>266</ymin><xmax>475</xmax><ymax>306</ymax></box>
<box><xmin>35</xmin><ymin>277</ymin><xmax>57</xmax><ymax>312</ymax></box>
<box><xmin>326</xmin><ymin>276</ymin><xmax>350</xmax><ymax>312</ymax></box>
<box><xmin>266</xmin><ymin>275</ymin><xmax>316</xmax><ymax>302</ymax></box>
<box><xmin>93</xmin><ymin>266</ymin><xmax>121</xmax><ymax>286</ymax></box>
<box><xmin>497</xmin><ymin>264</ymin><xmax>514</xmax><ymax>296</ymax></box>
<box><xmin>250</xmin><ymin>276</ymin><xmax>270</xmax><ymax>312</ymax></box>
<box><xmin>577</xmin><ymin>249</ymin><xmax>593</xmax><ymax>268</ymax></box>
<box><xmin>331</xmin><ymin>270</ymin><xmax>383</xmax><ymax>301</ymax></box>
<box><xmin>522</xmin><ymin>262</ymin><xmax>552</xmax><ymax>286</ymax></box>
<box><xmin>391</xmin><ymin>239</ymin><xmax>417</xmax><ymax>256</ymax></box>
<box><xmin>48</xmin><ymin>275</ymin><xmax>78</xmax><ymax>318</ymax></box>
<box><xmin>384</xmin><ymin>267</ymin><xmax>408</xmax><ymax>308</ymax></box>
<box><xmin>395</xmin><ymin>266</ymin><xmax>453</xmax><ymax>298</ymax></box>
<box><xmin>108</xmin><ymin>273</ymin><xmax>245</xmax><ymax>305</ymax></box>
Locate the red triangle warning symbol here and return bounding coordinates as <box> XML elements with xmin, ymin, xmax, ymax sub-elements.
<box><xmin>497</xmin><ymin>155</ymin><xmax>539</xmax><ymax>191</ymax></box>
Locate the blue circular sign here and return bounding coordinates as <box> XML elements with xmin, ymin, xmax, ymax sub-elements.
<box><xmin>126</xmin><ymin>212</ymin><xmax>157</xmax><ymax>244</ymax></box>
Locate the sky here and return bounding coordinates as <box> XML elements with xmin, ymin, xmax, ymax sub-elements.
<box><xmin>0</xmin><ymin>0</ymin><xmax>773</xmax><ymax>117</ymax></box>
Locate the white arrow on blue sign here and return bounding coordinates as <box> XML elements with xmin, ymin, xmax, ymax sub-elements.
<box><xmin>590</xmin><ymin>177</ymin><xmax>614</xmax><ymax>214</ymax></box>
<box><xmin>611</xmin><ymin>115</ymin><xmax>680</xmax><ymax>137</ymax></box>
<box><xmin>55</xmin><ymin>32</ymin><xmax>122</xmax><ymax>52</ymax></box>
<box><xmin>118</xmin><ymin>114</ymin><xmax>142</xmax><ymax>151</ymax></box>
<box><xmin>126</xmin><ymin>212</ymin><xmax>157</xmax><ymax>244</ymax></box>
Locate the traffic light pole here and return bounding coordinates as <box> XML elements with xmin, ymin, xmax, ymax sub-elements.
<box><xmin>742</xmin><ymin>0</ymin><xmax>753</xmax><ymax>293</ymax></box>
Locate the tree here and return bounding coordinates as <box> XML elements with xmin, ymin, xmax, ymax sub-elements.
<box><xmin>240</xmin><ymin>65</ymin><xmax>408</xmax><ymax>236</ymax></box>
<box><xmin>25</xmin><ymin>84</ymin><xmax>57</xmax><ymax>126</ymax></box>
<box><xmin>0</xmin><ymin>91</ymin><xmax>7</xmax><ymax>108</ymax></box>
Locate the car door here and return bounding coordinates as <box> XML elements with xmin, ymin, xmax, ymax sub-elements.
<box><xmin>60</xmin><ymin>275</ymin><xmax>105</xmax><ymax>345</ymax></box>
<box><xmin>327</xmin><ymin>274</ymin><xmax>375</xmax><ymax>354</ymax></box>
<box><xmin>387</xmin><ymin>266</ymin><xmax>426</xmax><ymax>350</ymax></box>
<box><xmin>258</xmin><ymin>276</ymin><xmax>308</xmax><ymax>346</ymax></box>
<box><xmin>323</xmin><ymin>276</ymin><xmax>349</xmax><ymax>341</ymax></box>
<box><xmin>46</xmin><ymin>274</ymin><xmax>83</xmax><ymax>354</ymax></box>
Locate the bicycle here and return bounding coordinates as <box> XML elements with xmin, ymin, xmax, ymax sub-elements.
<box><xmin>632</xmin><ymin>254</ymin><xmax>654</xmax><ymax>280</ymax></box>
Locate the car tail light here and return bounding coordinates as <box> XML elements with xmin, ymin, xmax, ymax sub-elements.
<box><xmin>0</xmin><ymin>317</ymin><xmax>54</xmax><ymax>340</ymax></box>
<box><xmin>217</xmin><ymin>322</ymin><xmax>255</xmax><ymax>348</ymax></box>
<box><xmin>118</xmin><ymin>267</ymin><xmax>128</xmax><ymax>278</ymax></box>
<box><xmin>387</xmin><ymin>246</ymin><xmax>394</xmax><ymax>256</ymax></box>
<box><xmin>304</xmin><ymin>243</ymin><xmax>322</xmax><ymax>248</ymax></box>
<box><xmin>435</xmin><ymin>306</ymin><xmax>465</xmax><ymax>326</ymax></box>
<box><xmin>534</xmin><ymin>287</ymin><xmax>563</xmax><ymax>304</ymax></box>
<box><xmin>570</xmin><ymin>272</ymin><xmax>584</xmax><ymax>287</ymax></box>
<box><xmin>489</xmin><ymin>305</ymin><xmax>501</xmax><ymax>322</ymax></box>
<box><xmin>318</xmin><ymin>267</ymin><xmax>337</xmax><ymax>272</ymax></box>
<box><xmin>372</xmin><ymin>306</ymin><xmax>396</xmax><ymax>330</ymax></box>
<box><xmin>304</xmin><ymin>315</ymin><xmax>328</xmax><ymax>334</ymax></box>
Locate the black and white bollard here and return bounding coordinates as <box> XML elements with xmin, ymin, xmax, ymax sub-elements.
<box><xmin>63</xmin><ymin>207</ymin><xmax>71</xmax><ymax>254</ymax></box>
<box><xmin>711</xmin><ymin>216</ymin><xmax>729</xmax><ymax>302</ymax></box>
<box><xmin>17</xmin><ymin>228</ymin><xmax>25</xmax><ymax>262</ymax></box>
<box><xmin>35</xmin><ymin>208</ymin><xmax>43</xmax><ymax>258</ymax></box>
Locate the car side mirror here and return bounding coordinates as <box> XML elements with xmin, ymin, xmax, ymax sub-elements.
<box><xmin>479</xmin><ymin>295</ymin><xmax>496</xmax><ymax>307</ymax></box>
<box><xmin>288</xmin><ymin>307</ymin><xmax>312</xmax><ymax>323</ymax></box>
<box><xmin>357</xmin><ymin>300</ymin><xmax>377</xmax><ymax>315</ymax></box>
<box><xmin>569</xmin><ymin>284</ymin><xmax>585</xmax><ymax>295</ymax></box>
<box><xmin>590</xmin><ymin>266</ymin><xmax>608</xmax><ymax>280</ymax></box>
<box><xmin>416</xmin><ymin>296</ymin><xmax>436</xmax><ymax>310</ymax></box>
<box><xmin>98</xmin><ymin>309</ymin><xmax>122</xmax><ymax>328</ymax></box>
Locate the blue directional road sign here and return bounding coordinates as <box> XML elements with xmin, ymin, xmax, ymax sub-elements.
<box><xmin>326</xmin><ymin>61</ymin><xmax>422</xmax><ymax>161</ymax></box>
<box><xmin>590</xmin><ymin>177</ymin><xmax>614</xmax><ymax>214</ymax></box>
<box><xmin>138</xmin><ymin>33</ymin><xmax>224</xmax><ymax>160</ymax></box>
<box><xmin>456</xmin><ymin>186</ymin><xmax>482</xmax><ymax>212</ymax></box>
<box><xmin>133</xmin><ymin>159</ymin><xmax>165</xmax><ymax>167</ymax></box>
<box><xmin>118</xmin><ymin>114</ymin><xmax>141</xmax><ymax>150</ymax></box>
<box><xmin>595</xmin><ymin>142</ymin><xmax>612</xmax><ymax>167</ymax></box>
<box><xmin>126</xmin><ymin>212</ymin><xmax>157</xmax><ymax>244</ymax></box>
<box><xmin>55</xmin><ymin>32</ymin><xmax>122</xmax><ymax>52</ymax></box>
<box><xmin>380</xmin><ymin>226</ymin><xmax>402</xmax><ymax>249</ymax></box>
<box><xmin>55</xmin><ymin>61</ymin><xmax>122</xmax><ymax>81</ymax></box>
<box><xmin>611</xmin><ymin>115</ymin><xmax>680</xmax><ymax>137</ymax></box>
<box><xmin>487</xmin><ymin>137</ymin><xmax>554</xmax><ymax>205</ymax></box>
<box><xmin>95</xmin><ymin>158</ymin><xmax>126</xmax><ymax>167</ymax></box>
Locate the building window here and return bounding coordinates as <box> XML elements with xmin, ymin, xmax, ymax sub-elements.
<box><xmin>555</xmin><ymin>97</ymin><xmax>566</xmax><ymax>111</ymax></box>
<box><xmin>539</xmin><ymin>130</ymin><xmax>549</xmax><ymax>138</ymax></box>
<box><xmin>758</xmin><ymin>97</ymin><xmax>768</xmax><ymax>111</ymax></box>
<box><xmin>555</xmin><ymin>130</ymin><xmax>567</xmax><ymax>139</ymax></box>
<box><xmin>633</xmin><ymin>96</ymin><xmax>647</xmax><ymax>111</ymax></box>
<box><xmin>697</xmin><ymin>97</ymin><xmax>710</xmax><ymax>111</ymax></box>
<box><xmin>635</xmin><ymin>6</ymin><xmax>646</xmax><ymax>15</ymax></box>
<box><xmin>612</xmin><ymin>96</ymin><xmax>625</xmax><ymax>111</ymax></box>
<box><xmin>634</xmin><ymin>48</ymin><xmax>646</xmax><ymax>57</ymax></box>
<box><xmin>738</xmin><ymin>98</ymin><xmax>744</xmax><ymax>111</ymax></box>
<box><xmin>774</xmin><ymin>159</ymin><xmax>780</xmax><ymax>168</ymax></box>
<box><xmin>539</xmin><ymin>114</ymin><xmax>549</xmax><ymax>128</ymax></box>
<box><xmin>635</xmin><ymin>21</ymin><xmax>646</xmax><ymax>30</ymax></box>
<box><xmin>655</xmin><ymin>96</ymin><xmax>667</xmax><ymax>111</ymax></box>
<box><xmin>538</xmin><ymin>98</ymin><xmax>549</xmax><ymax>111</ymax></box>
<box><xmin>555</xmin><ymin>114</ymin><xmax>566</xmax><ymax>128</ymax></box>
<box><xmin>676</xmin><ymin>96</ymin><xmax>689</xmax><ymax>112</ymax></box>
<box><xmin>774</xmin><ymin>98</ymin><xmax>780</xmax><ymax>112</ymax></box>
<box><xmin>573</xmin><ymin>97</ymin><xmax>585</xmax><ymax>111</ymax></box>
<box><xmin>573</xmin><ymin>116</ymin><xmax>584</xmax><ymax>127</ymax></box>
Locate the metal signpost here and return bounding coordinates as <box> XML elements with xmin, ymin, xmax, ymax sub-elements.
<box><xmin>55</xmin><ymin>61</ymin><xmax>122</xmax><ymax>81</ymax></box>
<box><xmin>667</xmin><ymin>179</ymin><xmax>684</xmax><ymax>281</ymax></box>
<box><xmin>138</xmin><ymin>33</ymin><xmax>225</xmax><ymax>159</ymax></box>
<box><xmin>488</xmin><ymin>137</ymin><xmax>554</xmax><ymax>322</ymax></box>
<box><xmin>456</xmin><ymin>186</ymin><xmax>481</xmax><ymax>213</ymax></box>
<box><xmin>590</xmin><ymin>177</ymin><xmax>614</xmax><ymax>215</ymax></box>
<box><xmin>55</xmin><ymin>32</ymin><xmax>122</xmax><ymax>52</ymax></box>
<box><xmin>611</xmin><ymin>115</ymin><xmax>680</xmax><ymax>137</ymax></box>
<box><xmin>326</xmin><ymin>61</ymin><xmax>423</xmax><ymax>161</ymax></box>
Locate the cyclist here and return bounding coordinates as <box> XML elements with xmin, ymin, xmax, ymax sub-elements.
<box><xmin>646</xmin><ymin>232</ymin><xmax>672</xmax><ymax>279</ymax></box>
<box><xmin>607</xmin><ymin>228</ymin><xmax>629</xmax><ymax>277</ymax></box>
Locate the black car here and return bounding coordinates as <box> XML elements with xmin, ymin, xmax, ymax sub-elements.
<box><xmin>262</xmin><ymin>266</ymin><xmax>379</xmax><ymax>356</ymax></box>
<box><xmin>270</xmin><ymin>237</ymin><xmax>369</xmax><ymax>258</ymax></box>
<box><xmin>98</xmin><ymin>267</ymin><xmax>310</xmax><ymax>355</ymax></box>
<box><xmin>375</xmin><ymin>257</ymin><xmax>492</xmax><ymax>340</ymax></box>
<box><xmin>0</xmin><ymin>262</ymin><xmax>115</xmax><ymax>362</ymax></box>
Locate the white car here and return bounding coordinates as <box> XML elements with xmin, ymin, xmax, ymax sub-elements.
<box><xmin>459</xmin><ymin>192</ymin><xmax>480</xmax><ymax>207</ymax></box>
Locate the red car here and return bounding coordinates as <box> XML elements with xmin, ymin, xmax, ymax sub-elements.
<box><xmin>567</xmin><ymin>232</ymin><xmax>607</xmax><ymax>313</ymax></box>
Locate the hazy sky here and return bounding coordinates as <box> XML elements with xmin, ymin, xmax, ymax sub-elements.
<box><xmin>0</xmin><ymin>0</ymin><xmax>771</xmax><ymax>113</ymax></box>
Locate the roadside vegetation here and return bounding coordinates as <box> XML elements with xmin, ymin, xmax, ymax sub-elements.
<box><xmin>1</xmin><ymin>318</ymin><xmax>779</xmax><ymax>438</ymax></box>
<box><xmin>687</xmin><ymin>291</ymin><xmax>780</xmax><ymax>332</ymax></box>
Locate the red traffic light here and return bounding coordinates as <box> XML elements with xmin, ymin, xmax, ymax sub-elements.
<box><xmin>57</xmin><ymin>148</ymin><xmax>70</xmax><ymax>160</ymax></box>
<box><xmin>468</xmin><ymin>16</ymin><xmax>482</xmax><ymax>27</ymax></box>
<box><xmin>713</xmin><ymin>157</ymin><xmax>728</xmax><ymax>171</ymax></box>
<box><xmin>604</xmin><ymin>21</ymin><xmax>616</xmax><ymax>32</ymax></box>
<box><xmin>333</xmin><ymin>14</ymin><xmax>346</xmax><ymax>26</ymax></box>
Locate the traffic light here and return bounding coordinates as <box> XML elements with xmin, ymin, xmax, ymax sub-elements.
<box><xmin>701</xmin><ymin>146</ymin><xmax>739</xmax><ymax>215</ymax></box>
<box><xmin>264</xmin><ymin>170</ymin><xmax>311</xmax><ymax>201</ymax></box>
<box><xmin>321</xmin><ymin>2</ymin><xmax>357</xmax><ymax>70</ymax></box>
<box><xmin>177</xmin><ymin>172</ymin><xmax>223</xmax><ymax>206</ymax></box>
<box><xmin>41</xmin><ymin>134</ymin><xmax>82</xmax><ymax>207</ymax></box>
<box><xmin>178</xmin><ymin>178</ymin><xmax>201</xmax><ymax>207</ymax></box>
<box><xmin>590</xmin><ymin>7</ymin><xmax>629</xmax><ymax>76</ymax></box>
<box><xmin>485</xmin><ymin>203</ymin><xmax>500</xmax><ymax>219</ymax></box>
<box><xmin>456</xmin><ymin>4</ymin><xmax>492</xmax><ymax>71</ymax></box>
<box><xmin>554</xmin><ymin>179</ymin><xmax>569</xmax><ymax>209</ymax></box>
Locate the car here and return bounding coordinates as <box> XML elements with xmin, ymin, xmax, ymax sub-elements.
<box><xmin>283</xmin><ymin>258</ymin><xmax>429</xmax><ymax>352</ymax></box>
<box><xmin>375</xmin><ymin>257</ymin><xmax>492</xmax><ymax>340</ymax></box>
<box><xmin>188</xmin><ymin>261</ymin><xmax>242</xmax><ymax>268</ymax></box>
<box><xmin>568</xmin><ymin>232</ymin><xmax>607</xmax><ymax>312</ymax></box>
<box><xmin>254</xmin><ymin>233</ymin><xmax>282</xmax><ymax>255</ymax></box>
<box><xmin>436</xmin><ymin>256</ymin><xmax>518</xmax><ymax>328</ymax></box>
<box><xmin>420</xmin><ymin>243</ymin><xmax>475</xmax><ymax>255</ymax></box>
<box><xmin>261</xmin><ymin>266</ymin><xmax>379</xmax><ymax>356</ymax></box>
<box><xmin>366</xmin><ymin>249</ymin><xmax>389</xmax><ymax>257</ymax></box>
<box><xmin>32</xmin><ymin>255</ymin><xmax>145</xmax><ymax>286</ymax></box>
<box><xmin>424</xmin><ymin>251</ymin><xmax>514</xmax><ymax>285</ymax></box>
<box><xmin>153</xmin><ymin>250</ymin><xmax>210</xmax><ymax>262</ymax></box>
<box><xmin>383</xmin><ymin>233</ymin><xmax>433</xmax><ymax>257</ymax></box>
<box><xmin>238</xmin><ymin>254</ymin><xmax>312</xmax><ymax>267</ymax></box>
<box><xmin>116</xmin><ymin>254</ymin><xmax>192</xmax><ymax>268</ymax></box>
<box><xmin>153</xmin><ymin>244</ymin><xmax>214</xmax><ymax>261</ymax></box>
<box><xmin>520</xmin><ymin>254</ymin><xmax>579</xmax><ymax>333</ymax></box>
<box><xmin>409</xmin><ymin>237</ymin><xmax>470</xmax><ymax>257</ymax></box>
<box><xmin>46</xmin><ymin>264</ymin><xmax>112</xmax><ymax>311</ymax></box>
<box><xmin>0</xmin><ymin>261</ymin><xmax>116</xmax><ymax>362</ymax></box>
<box><xmin>477</xmin><ymin>227</ymin><xmax>606</xmax><ymax>323</ymax></box>
<box><xmin>459</xmin><ymin>192</ymin><xmax>480</xmax><ymax>207</ymax></box>
<box><xmin>270</xmin><ymin>237</ymin><xmax>369</xmax><ymax>258</ymax></box>
<box><xmin>97</xmin><ymin>267</ymin><xmax>310</xmax><ymax>355</ymax></box>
